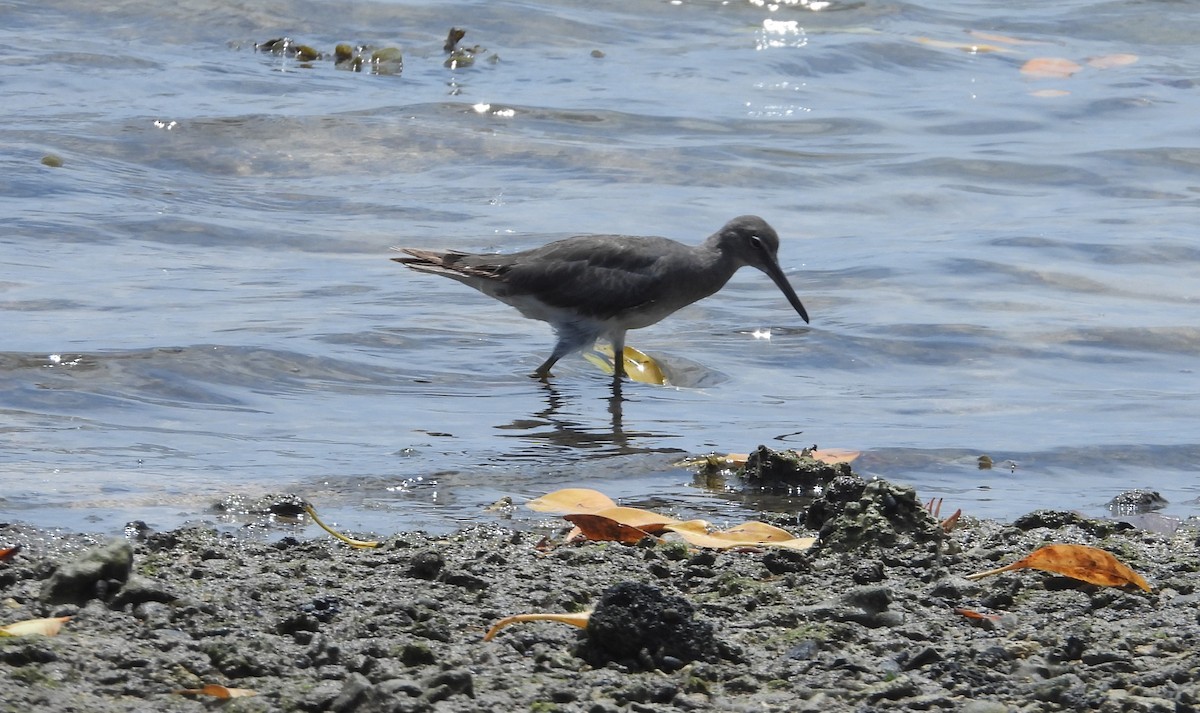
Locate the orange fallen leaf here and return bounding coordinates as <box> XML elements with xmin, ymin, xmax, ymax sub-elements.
<box><xmin>964</xmin><ymin>543</ymin><xmax>1151</xmax><ymax>592</ymax></box>
<box><xmin>174</xmin><ymin>684</ymin><xmax>258</xmax><ymax>699</ymax></box>
<box><xmin>563</xmin><ymin>514</ymin><xmax>656</xmax><ymax>544</ymax></box>
<box><xmin>527</xmin><ymin>488</ymin><xmax>616</xmax><ymax>514</ymax></box>
<box><xmin>1087</xmin><ymin>53</ymin><xmax>1138</xmax><ymax>69</ymax></box>
<box><xmin>954</xmin><ymin>607</ymin><xmax>1003</xmax><ymax>622</ymax></box>
<box><xmin>484</xmin><ymin>611</ymin><xmax>592</xmax><ymax>641</ymax></box>
<box><xmin>1021</xmin><ymin>57</ymin><xmax>1083</xmax><ymax>79</ymax></box>
<box><xmin>0</xmin><ymin>545</ymin><xmax>20</xmax><ymax>562</ymax></box>
<box><xmin>0</xmin><ymin>616</ymin><xmax>72</xmax><ymax>637</ymax></box>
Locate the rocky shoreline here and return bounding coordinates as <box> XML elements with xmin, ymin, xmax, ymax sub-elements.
<box><xmin>2</xmin><ymin>476</ymin><xmax>1198</xmax><ymax>712</ymax></box>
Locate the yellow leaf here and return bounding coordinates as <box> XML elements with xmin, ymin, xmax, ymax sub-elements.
<box><xmin>587</xmin><ymin>506</ymin><xmax>679</xmax><ymax>531</ymax></box>
<box><xmin>174</xmin><ymin>684</ymin><xmax>258</xmax><ymax>699</ymax></box>
<box><xmin>965</xmin><ymin>543</ymin><xmax>1151</xmax><ymax>591</ymax></box>
<box><xmin>0</xmin><ymin>616</ymin><xmax>71</xmax><ymax>637</ymax></box>
<box><xmin>484</xmin><ymin>611</ymin><xmax>592</xmax><ymax>641</ymax></box>
<box><xmin>1020</xmin><ymin>57</ymin><xmax>1083</xmax><ymax>79</ymax></box>
<box><xmin>303</xmin><ymin>504</ymin><xmax>380</xmax><ymax>549</ymax></box>
<box><xmin>588</xmin><ymin>345</ymin><xmax>667</xmax><ymax>385</ymax></box>
<box><xmin>526</xmin><ymin>488</ymin><xmax>615</xmax><ymax>514</ymax></box>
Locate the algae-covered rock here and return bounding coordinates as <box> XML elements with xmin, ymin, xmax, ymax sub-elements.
<box><xmin>805</xmin><ymin>476</ymin><xmax>940</xmax><ymax>553</ymax></box>
<box><xmin>739</xmin><ymin>445</ymin><xmax>852</xmax><ymax>495</ymax></box>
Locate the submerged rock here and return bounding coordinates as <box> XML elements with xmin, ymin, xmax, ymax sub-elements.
<box><xmin>738</xmin><ymin>445</ymin><xmax>852</xmax><ymax>495</ymax></box>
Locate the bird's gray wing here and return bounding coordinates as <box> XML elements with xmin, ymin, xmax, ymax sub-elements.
<box><xmin>491</xmin><ymin>236</ymin><xmax>685</xmax><ymax>320</ymax></box>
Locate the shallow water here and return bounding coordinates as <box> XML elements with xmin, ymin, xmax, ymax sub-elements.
<box><xmin>3</xmin><ymin>0</ymin><xmax>1198</xmax><ymax>536</ymax></box>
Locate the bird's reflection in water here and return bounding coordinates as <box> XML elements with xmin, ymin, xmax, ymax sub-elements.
<box><xmin>495</xmin><ymin>376</ymin><xmax>678</xmax><ymax>458</ymax></box>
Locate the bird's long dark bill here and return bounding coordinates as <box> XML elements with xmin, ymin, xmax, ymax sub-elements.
<box><xmin>763</xmin><ymin>260</ymin><xmax>810</xmax><ymax>324</ymax></box>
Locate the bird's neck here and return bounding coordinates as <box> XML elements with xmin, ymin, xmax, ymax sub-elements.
<box><xmin>691</xmin><ymin>237</ymin><xmax>742</xmax><ymax>294</ymax></box>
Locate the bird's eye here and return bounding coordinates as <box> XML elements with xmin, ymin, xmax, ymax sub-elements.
<box><xmin>749</xmin><ymin>235</ymin><xmax>765</xmax><ymax>250</ymax></box>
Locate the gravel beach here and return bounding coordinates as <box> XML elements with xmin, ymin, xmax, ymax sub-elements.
<box><xmin>2</xmin><ymin>476</ymin><xmax>1198</xmax><ymax>713</ymax></box>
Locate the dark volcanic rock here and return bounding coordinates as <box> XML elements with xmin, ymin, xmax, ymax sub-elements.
<box><xmin>581</xmin><ymin>581</ymin><xmax>725</xmax><ymax>671</ymax></box>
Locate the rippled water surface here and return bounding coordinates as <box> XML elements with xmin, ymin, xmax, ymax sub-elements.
<box><xmin>3</xmin><ymin>0</ymin><xmax>1198</xmax><ymax>535</ymax></box>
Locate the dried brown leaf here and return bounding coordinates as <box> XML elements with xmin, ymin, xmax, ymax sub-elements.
<box><xmin>563</xmin><ymin>514</ymin><xmax>655</xmax><ymax>544</ymax></box>
<box><xmin>965</xmin><ymin>543</ymin><xmax>1151</xmax><ymax>591</ymax></box>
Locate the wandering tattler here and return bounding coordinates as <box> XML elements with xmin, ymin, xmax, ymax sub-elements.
<box><xmin>393</xmin><ymin>215</ymin><xmax>809</xmax><ymax>379</ymax></box>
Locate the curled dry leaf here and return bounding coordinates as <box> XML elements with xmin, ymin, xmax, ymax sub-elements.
<box><xmin>526</xmin><ymin>488</ymin><xmax>615</xmax><ymax>514</ymax></box>
<box><xmin>174</xmin><ymin>684</ymin><xmax>258</xmax><ymax>699</ymax></box>
<box><xmin>1021</xmin><ymin>57</ymin><xmax>1083</xmax><ymax>79</ymax></box>
<box><xmin>484</xmin><ymin>611</ymin><xmax>592</xmax><ymax>641</ymax></box>
<box><xmin>0</xmin><ymin>616</ymin><xmax>72</xmax><ymax>637</ymax></box>
<box><xmin>303</xmin><ymin>503</ymin><xmax>380</xmax><ymax>549</ymax></box>
<box><xmin>0</xmin><ymin>545</ymin><xmax>20</xmax><ymax>561</ymax></box>
<box><xmin>964</xmin><ymin>543</ymin><xmax>1151</xmax><ymax>592</ymax></box>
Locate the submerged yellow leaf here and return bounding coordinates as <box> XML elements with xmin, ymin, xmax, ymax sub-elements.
<box><xmin>1021</xmin><ymin>57</ymin><xmax>1083</xmax><ymax>78</ymax></box>
<box><xmin>1087</xmin><ymin>53</ymin><xmax>1138</xmax><ymax>69</ymax></box>
<box><xmin>965</xmin><ymin>29</ymin><xmax>1047</xmax><ymax>46</ymax></box>
<box><xmin>526</xmin><ymin>488</ymin><xmax>616</xmax><ymax>514</ymax></box>
<box><xmin>587</xmin><ymin>344</ymin><xmax>667</xmax><ymax>385</ymax></box>
<box><xmin>484</xmin><ymin>611</ymin><xmax>592</xmax><ymax>641</ymax></box>
<box><xmin>0</xmin><ymin>616</ymin><xmax>72</xmax><ymax>637</ymax></box>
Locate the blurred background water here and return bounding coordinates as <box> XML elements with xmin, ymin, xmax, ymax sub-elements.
<box><xmin>2</xmin><ymin>0</ymin><xmax>1198</xmax><ymax>536</ymax></box>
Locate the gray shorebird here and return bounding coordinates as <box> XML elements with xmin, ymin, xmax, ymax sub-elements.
<box><xmin>392</xmin><ymin>215</ymin><xmax>810</xmax><ymax>379</ymax></box>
